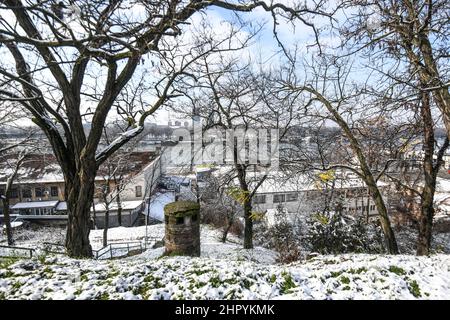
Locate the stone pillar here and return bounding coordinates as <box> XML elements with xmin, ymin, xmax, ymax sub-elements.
<box><xmin>164</xmin><ymin>201</ymin><xmax>200</xmax><ymax>257</ymax></box>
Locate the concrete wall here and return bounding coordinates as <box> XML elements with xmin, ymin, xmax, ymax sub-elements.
<box><xmin>119</xmin><ymin>156</ymin><xmax>162</xmax><ymax>201</ymax></box>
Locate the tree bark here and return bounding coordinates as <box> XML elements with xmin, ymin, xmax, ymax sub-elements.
<box><xmin>415</xmin><ymin>90</ymin><xmax>449</xmax><ymax>255</ymax></box>
<box><xmin>1</xmin><ymin>198</ymin><xmax>13</xmax><ymax>246</ymax></box>
<box><xmin>64</xmin><ymin>165</ymin><xmax>96</xmax><ymax>258</ymax></box>
<box><xmin>221</xmin><ymin>216</ymin><xmax>233</xmax><ymax>243</ymax></box>
<box><xmin>116</xmin><ymin>193</ymin><xmax>122</xmax><ymax>227</ymax></box>
<box><xmin>103</xmin><ymin>209</ymin><xmax>109</xmax><ymax>248</ymax></box>
<box><xmin>243</xmin><ymin>199</ymin><xmax>253</xmax><ymax>249</ymax></box>
<box><xmin>302</xmin><ymin>87</ymin><xmax>399</xmax><ymax>254</ymax></box>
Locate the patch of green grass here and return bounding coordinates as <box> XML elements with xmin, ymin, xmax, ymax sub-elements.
<box><xmin>107</xmin><ymin>269</ymin><xmax>120</xmax><ymax>278</ymax></box>
<box><xmin>80</xmin><ymin>274</ymin><xmax>89</xmax><ymax>282</ymax></box>
<box><xmin>330</xmin><ymin>271</ymin><xmax>343</xmax><ymax>278</ymax></box>
<box><xmin>12</xmin><ymin>281</ymin><xmax>22</xmax><ymax>290</ymax></box>
<box><xmin>97</xmin><ymin>292</ymin><xmax>110</xmax><ymax>300</ymax></box>
<box><xmin>0</xmin><ymin>270</ymin><xmax>14</xmax><ymax>278</ymax></box>
<box><xmin>349</xmin><ymin>267</ymin><xmax>367</xmax><ymax>274</ymax></box>
<box><xmin>222</xmin><ymin>277</ymin><xmax>238</xmax><ymax>285</ymax></box>
<box><xmin>187</xmin><ymin>268</ymin><xmax>213</xmax><ymax>276</ymax></box>
<box><xmin>388</xmin><ymin>266</ymin><xmax>406</xmax><ymax>276</ymax></box>
<box><xmin>0</xmin><ymin>292</ymin><xmax>5</xmax><ymax>300</ymax></box>
<box><xmin>280</xmin><ymin>272</ymin><xmax>296</xmax><ymax>294</ymax></box>
<box><xmin>132</xmin><ymin>284</ymin><xmax>146</xmax><ymax>296</ymax></box>
<box><xmin>343</xmin><ymin>286</ymin><xmax>351</xmax><ymax>291</ymax></box>
<box><xmin>210</xmin><ymin>275</ymin><xmax>222</xmax><ymax>288</ymax></box>
<box><xmin>269</xmin><ymin>274</ymin><xmax>277</xmax><ymax>284</ymax></box>
<box><xmin>408</xmin><ymin>280</ymin><xmax>421</xmax><ymax>298</ymax></box>
<box><xmin>0</xmin><ymin>258</ymin><xmax>19</xmax><ymax>269</ymax></box>
<box><xmin>340</xmin><ymin>276</ymin><xmax>351</xmax><ymax>285</ymax></box>
<box><xmin>242</xmin><ymin>279</ymin><xmax>252</xmax><ymax>289</ymax></box>
<box><xmin>143</xmin><ymin>274</ymin><xmax>155</xmax><ymax>283</ymax></box>
<box><xmin>42</xmin><ymin>266</ymin><xmax>54</xmax><ymax>274</ymax></box>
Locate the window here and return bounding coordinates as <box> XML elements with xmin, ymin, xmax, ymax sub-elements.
<box><xmin>253</xmin><ymin>195</ymin><xmax>266</xmax><ymax>204</ymax></box>
<box><xmin>35</xmin><ymin>187</ymin><xmax>44</xmax><ymax>198</ymax></box>
<box><xmin>176</xmin><ymin>217</ymin><xmax>184</xmax><ymax>225</ymax></box>
<box><xmin>273</xmin><ymin>194</ymin><xmax>285</xmax><ymax>203</ymax></box>
<box><xmin>50</xmin><ymin>186</ymin><xmax>59</xmax><ymax>197</ymax></box>
<box><xmin>22</xmin><ymin>187</ymin><xmax>32</xmax><ymax>198</ymax></box>
<box><xmin>192</xmin><ymin>214</ymin><xmax>198</xmax><ymax>222</ymax></box>
<box><xmin>135</xmin><ymin>185</ymin><xmax>142</xmax><ymax>198</ymax></box>
<box><xmin>286</xmin><ymin>193</ymin><xmax>298</xmax><ymax>202</ymax></box>
<box><xmin>10</xmin><ymin>188</ymin><xmax>18</xmax><ymax>199</ymax></box>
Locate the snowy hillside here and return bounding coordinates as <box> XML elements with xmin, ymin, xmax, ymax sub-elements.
<box><xmin>1</xmin><ymin>254</ymin><xmax>449</xmax><ymax>300</ymax></box>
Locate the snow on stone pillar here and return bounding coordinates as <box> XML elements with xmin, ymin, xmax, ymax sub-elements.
<box><xmin>164</xmin><ymin>201</ymin><xmax>200</xmax><ymax>257</ymax></box>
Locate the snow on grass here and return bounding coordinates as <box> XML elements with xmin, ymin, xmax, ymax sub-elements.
<box><xmin>1</xmin><ymin>254</ymin><xmax>449</xmax><ymax>300</ymax></box>
<box><xmin>6</xmin><ymin>223</ymin><xmax>276</xmax><ymax>264</ymax></box>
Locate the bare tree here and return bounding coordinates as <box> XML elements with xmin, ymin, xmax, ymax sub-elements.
<box><xmin>339</xmin><ymin>0</ymin><xmax>450</xmax><ymax>142</ymax></box>
<box><xmin>277</xmin><ymin>56</ymin><xmax>400</xmax><ymax>254</ymax></box>
<box><xmin>0</xmin><ymin>0</ymin><xmax>330</xmax><ymax>257</ymax></box>
<box><xmin>173</xmin><ymin>55</ymin><xmax>298</xmax><ymax>248</ymax></box>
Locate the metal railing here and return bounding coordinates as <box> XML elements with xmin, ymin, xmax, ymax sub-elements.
<box><xmin>42</xmin><ymin>242</ymin><xmax>66</xmax><ymax>255</ymax></box>
<box><xmin>93</xmin><ymin>241</ymin><xmax>144</xmax><ymax>260</ymax></box>
<box><xmin>0</xmin><ymin>245</ymin><xmax>35</xmax><ymax>259</ymax></box>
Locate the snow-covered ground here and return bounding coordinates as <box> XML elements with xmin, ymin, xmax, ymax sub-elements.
<box><xmin>2</xmin><ymin>223</ymin><xmax>450</xmax><ymax>300</ymax></box>
<box><xmin>2</xmin><ymin>223</ymin><xmax>276</xmax><ymax>264</ymax></box>
<box><xmin>1</xmin><ymin>253</ymin><xmax>449</xmax><ymax>300</ymax></box>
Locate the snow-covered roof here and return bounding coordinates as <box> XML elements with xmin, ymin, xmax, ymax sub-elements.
<box><xmin>56</xmin><ymin>201</ymin><xmax>67</xmax><ymax>211</ymax></box>
<box><xmin>0</xmin><ymin>152</ymin><xmax>157</xmax><ymax>184</ymax></box>
<box><xmin>195</xmin><ymin>167</ymin><xmax>212</xmax><ymax>173</ymax></box>
<box><xmin>92</xmin><ymin>200</ymin><xmax>144</xmax><ymax>212</ymax></box>
<box><xmin>211</xmin><ymin>167</ymin><xmax>387</xmax><ymax>194</ymax></box>
<box><xmin>11</xmin><ymin>200</ymin><xmax>59</xmax><ymax>209</ymax></box>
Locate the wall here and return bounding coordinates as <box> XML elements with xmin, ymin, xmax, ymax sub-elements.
<box><xmin>119</xmin><ymin>156</ymin><xmax>162</xmax><ymax>201</ymax></box>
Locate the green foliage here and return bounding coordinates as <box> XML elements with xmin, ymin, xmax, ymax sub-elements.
<box><xmin>305</xmin><ymin>212</ymin><xmax>385</xmax><ymax>254</ymax></box>
<box><xmin>0</xmin><ymin>270</ymin><xmax>15</xmax><ymax>279</ymax></box>
<box><xmin>340</xmin><ymin>276</ymin><xmax>350</xmax><ymax>285</ymax></box>
<box><xmin>388</xmin><ymin>266</ymin><xmax>406</xmax><ymax>276</ymax></box>
<box><xmin>269</xmin><ymin>274</ymin><xmax>277</xmax><ymax>284</ymax></box>
<box><xmin>226</xmin><ymin>186</ymin><xmax>250</xmax><ymax>205</ymax></box>
<box><xmin>0</xmin><ymin>257</ymin><xmax>19</xmax><ymax>269</ymax></box>
<box><xmin>97</xmin><ymin>291</ymin><xmax>110</xmax><ymax>300</ymax></box>
<box><xmin>280</xmin><ymin>272</ymin><xmax>296</xmax><ymax>294</ymax></box>
<box><xmin>408</xmin><ymin>280</ymin><xmax>421</xmax><ymax>298</ymax></box>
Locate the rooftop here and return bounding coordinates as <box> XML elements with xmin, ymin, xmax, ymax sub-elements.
<box><xmin>0</xmin><ymin>152</ymin><xmax>157</xmax><ymax>184</ymax></box>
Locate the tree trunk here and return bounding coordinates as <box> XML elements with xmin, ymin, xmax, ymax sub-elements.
<box><xmin>1</xmin><ymin>198</ymin><xmax>14</xmax><ymax>246</ymax></box>
<box><xmin>222</xmin><ymin>215</ymin><xmax>234</xmax><ymax>243</ymax></box>
<box><xmin>116</xmin><ymin>193</ymin><xmax>122</xmax><ymax>226</ymax></box>
<box><xmin>416</xmin><ymin>90</ymin><xmax>439</xmax><ymax>256</ymax></box>
<box><xmin>417</xmin><ymin>199</ymin><xmax>433</xmax><ymax>256</ymax></box>
<box><xmin>370</xmin><ymin>185</ymin><xmax>399</xmax><ymax>254</ymax></box>
<box><xmin>305</xmin><ymin>88</ymin><xmax>399</xmax><ymax>254</ymax></box>
<box><xmin>243</xmin><ymin>200</ymin><xmax>253</xmax><ymax>249</ymax></box>
<box><xmin>65</xmin><ymin>166</ymin><xmax>95</xmax><ymax>258</ymax></box>
<box><xmin>103</xmin><ymin>209</ymin><xmax>109</xmax><ymax>248</ymax></box>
